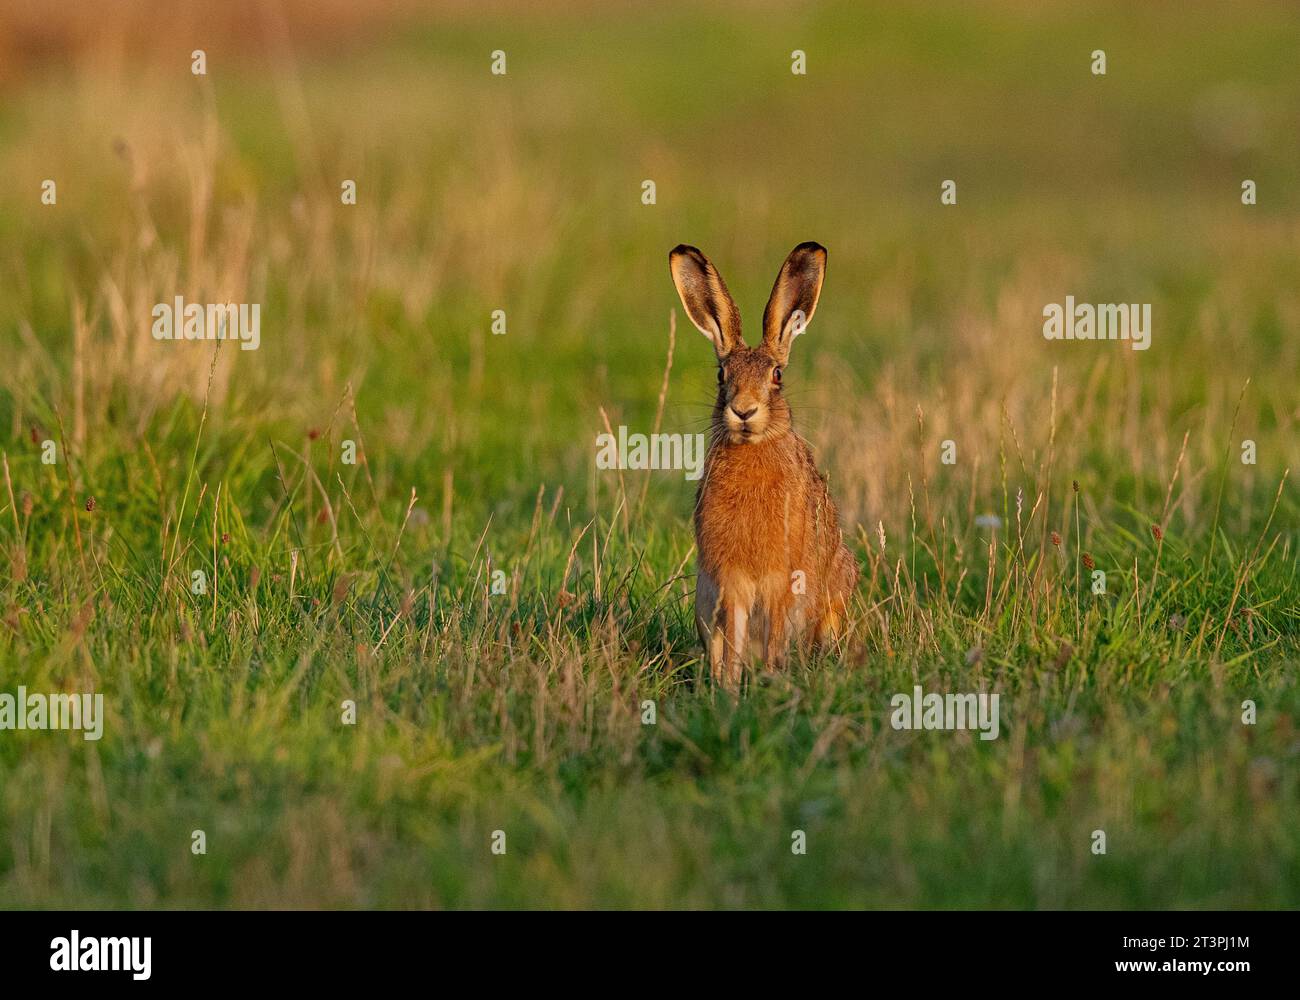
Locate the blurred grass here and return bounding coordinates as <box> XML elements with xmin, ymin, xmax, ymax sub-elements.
<box><xmin>0</xmin><ymin>0</ymin><xmax>1298</xmax><ymax>908</ymax></box>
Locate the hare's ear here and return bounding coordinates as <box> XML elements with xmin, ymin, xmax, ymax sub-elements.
<box><xmin>669</xmin><ymin>245</ymin><xmax>744</xmax><ymax>358</ymax></box>
<box><xmin>761</xmin><ymin>242</ymin><xmax>826</xmax><ymax>363</ymax></box>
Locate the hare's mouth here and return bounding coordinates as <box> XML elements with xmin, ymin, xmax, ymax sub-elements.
<box><xmin>719</xmin><ymin>400</ymin><xmax>771</xmax><ymax>443</ymax></box>
<box><xmin>725</xmin><ymin>420</ymin><xmax>768</xmax><ymax>444</ymax></box>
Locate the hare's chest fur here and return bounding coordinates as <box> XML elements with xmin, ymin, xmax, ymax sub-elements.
<box><xmin>694</xmin><ymin>439</ymin><xmax>823</xmax><ymax>658</ymax></box>
<box><xmin>695</xmin><ymin>437</ymin><xmax>812</xmax><ymax>579</ymax></box>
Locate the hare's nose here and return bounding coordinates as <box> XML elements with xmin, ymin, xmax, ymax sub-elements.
<box><xmin>731</xmin><ymin>405</ymin><xmax>757</xmax><ymax>421</ymax></box>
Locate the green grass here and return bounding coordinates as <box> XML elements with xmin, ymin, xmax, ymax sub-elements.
<box><xmin>0</xmin><ymin>0</ymin><xmax>1298</xmax><ymax>908</ymax></box>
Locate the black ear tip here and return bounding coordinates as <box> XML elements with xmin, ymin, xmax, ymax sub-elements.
<box><xmin>795</xmin><ymin>241</ymin><xmax>827</xmax><ymax>257</ymax></box>
<box><xmin>670</xmin><ymin>243</ymin><xmax>701</xmax><ymax>261</ymax></box>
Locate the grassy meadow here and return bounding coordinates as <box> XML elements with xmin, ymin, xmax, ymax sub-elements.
<box><xmin>1</xmin><ymin>0</ymin><xmax>1298</xmax><ymax>908</ymax></box>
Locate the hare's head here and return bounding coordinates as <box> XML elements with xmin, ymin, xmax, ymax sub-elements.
<box><xmin>669</xmin><ymin>242</ymin><xmax>826</xmax><ymax>445</ymax></box>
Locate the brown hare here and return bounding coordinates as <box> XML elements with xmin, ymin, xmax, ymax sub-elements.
<box><xmin>669</xmin><ymin>242</ymin><xmax>859</xmax><ymax>686</ymax></box>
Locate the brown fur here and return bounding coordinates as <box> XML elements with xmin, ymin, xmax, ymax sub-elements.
<box><xmin>669</xmin><ymin>242</ymin><xmax>859</xmax><ymax>686</ymax></box>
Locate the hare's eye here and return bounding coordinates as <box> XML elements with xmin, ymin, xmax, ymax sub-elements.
<box><xmin>717</xmin><ymin>367</ymin><xmax>724</xmax><ymax>384</ymax></box>
<box><xmin>772</xmin><ymin>366</ymin><xmax>783</xmax><ymax>386</ymax></box>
